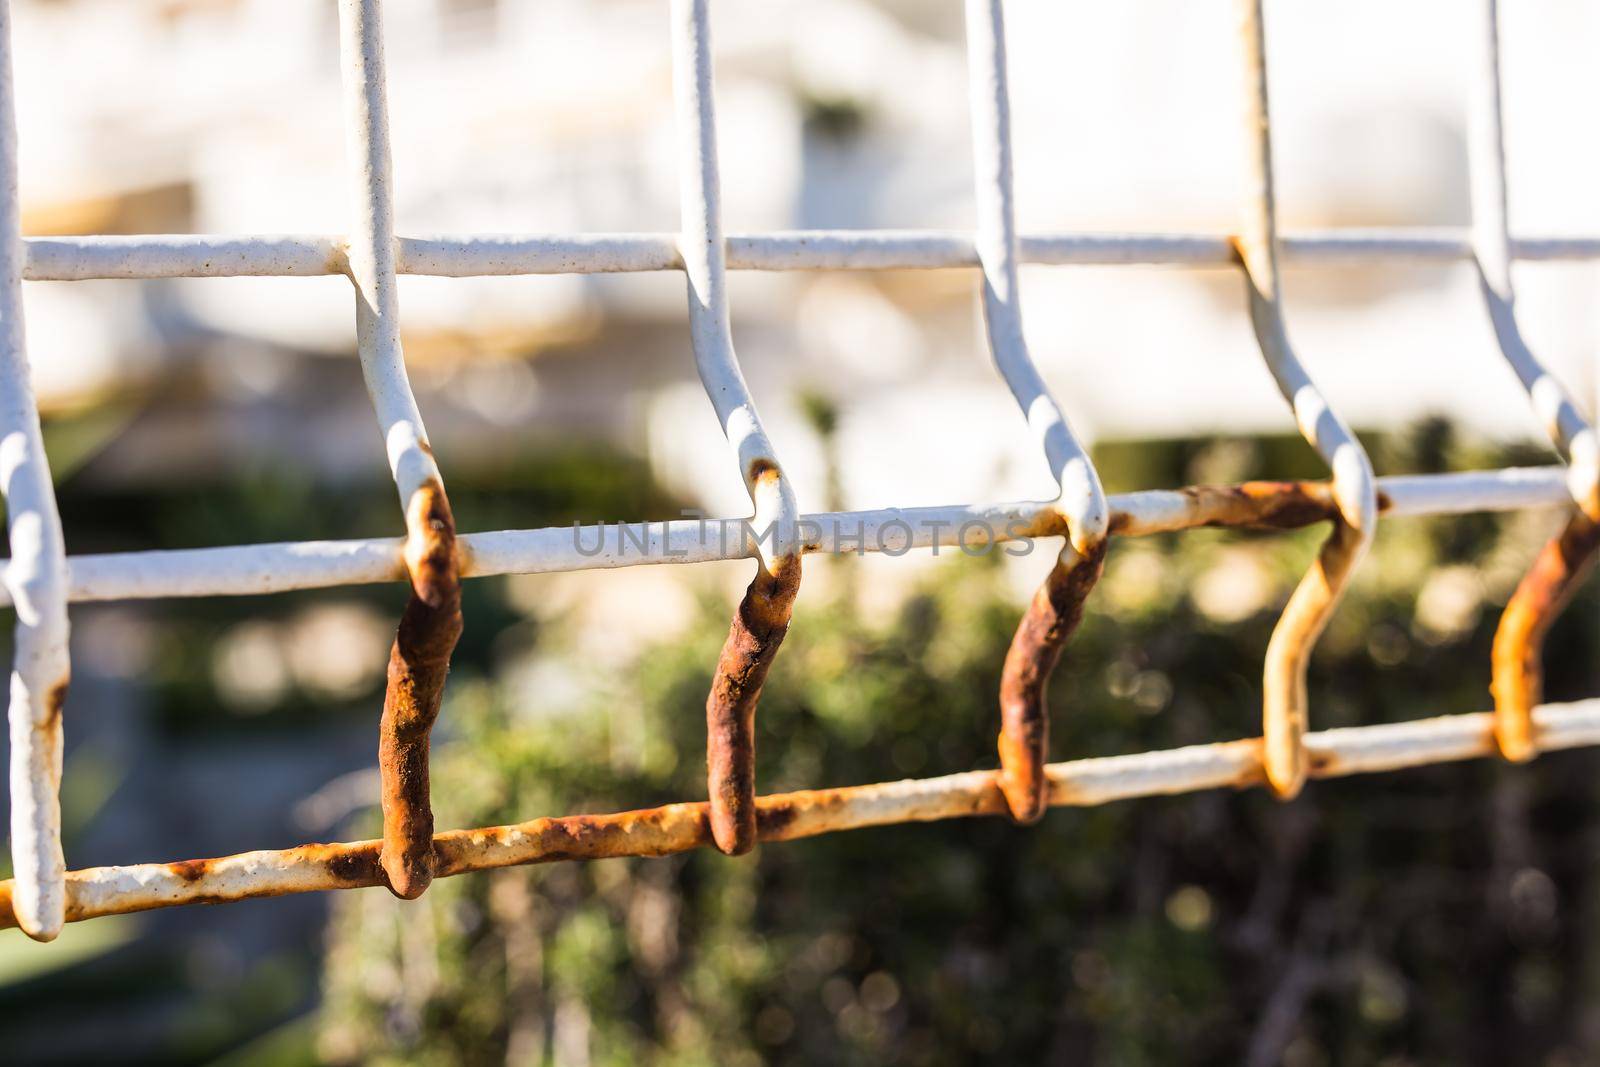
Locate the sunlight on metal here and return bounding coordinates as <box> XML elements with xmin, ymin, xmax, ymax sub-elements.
<box><xmin>337</xmin><ymin>0</ymin><xmax>464</xmax><ymax>900</ymax></box>
<box><xmin>1469</xmin><ymin>0</ymin><xmax>1600</xmax><ymax>765</ymax></box>
<box><xmin>2</xmin><ymin>698</ymin><xmax>1598</xmax><ymax>932</ymax></box>
<box><xmin>1469</xmin><ymin>0</ymin><xmax>1600</xmax><ymax>521</ymax></box>
<box><xmin>22</xmin><ymin>230</ymin><xmax>1600</xmax><ymax>280</ymax></box>
<box><xmin>0</xmin><ymin>0</ymin><xmax>70</xmax><ymax>943</ymax></box>
<box><xmin>965</xmin><ymin>0</ymin><xmax>1109</xmax><ymax>824</ymax></box>
<box><xmin>0</xmin><ymin>467</ymin><xmax>1578</xmax><ymax>607</ymax></box>
<box><xmin>1235</xmin><ymin>0</ymin><xmax>1377</xmax><ymax>802</ymax></box>
<box><xmin>0</xmin><ymin>0</ymin><xmax>1595</xmax><ymax>934</ymax></box>
<box><xmin>670</xmin><ymin>0</ymin><xmax>802</xmax><ymax>856</ymax></box>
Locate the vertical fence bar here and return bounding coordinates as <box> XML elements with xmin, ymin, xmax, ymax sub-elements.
<box><xmin>1236</xmin><ymin>0</ymin><xmax>1376</xmax><ymax>799</ymax></box>
<box><xmin>1469</xmin><ymin>0</ymin><xmax>1600</xmax><ymax>519</ymax></box>
<box><xmin>0</xmin><ymin>0</ymin><xmax>71</xmax><ymax>942</ymax></box>
<box><xmin>0</xmin><ymin>0</ymin><xmax>1591</xmax><ymax>935</ymax></box>
<box><xmin>964</xmin><ymin>0</ymin><xmax>1109</xmax><ymax>824</ymax></box>
<box><xmin>963</xmin><ymin>0</ymin><xmax>1107</xmax><ymax>556</ymax></box>
<box><xmin>338</xmin><ymin>0</ymin><xmax>463</xmax><ymax>899</ymax></box>
<box><xmin>669</xmin><ymin>0</ymin><xmax>802</xmax><ymax>856</ymax></box>
<box><xmin>1469</xmin><ymin>0</ymin><xmax>1600</xmax><ymax>762</ymax></box>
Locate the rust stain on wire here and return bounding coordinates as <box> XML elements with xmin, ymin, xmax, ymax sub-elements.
<box><xmin>1262</xmin><ymin>519</ymin><xmax>1366</xmax><ymax>799</ymax></box>
<box><xmin>41</xmin><ymin>677</ymin><xmax>67</xmax><ymax>735</ymax></box>
<box><xmin>14</xmin><ymin>698</ymin><xmax>1600</xmax><ymax>933</ymax></box>
<box><xmin>377</xmin><ymin>479</ymin><xmax>463</xmax><ymax>898</ymax></box>
<box><xmin>1490</xmin><ymin>510</ymin><xmax>1600</xmax><ymax>762</ymax></box>
<box><xmin>997</xmin><ymin>540</ymin><xmax>1106</xmax><ymax>823</ymax></box>
<box><xmin>0</xmin><ymin>778</ymin><xmax>1011</xmax><ymax>929</ymax></box>
<box><xmin>1175</xmin><ymin>480</ymin><xmax>1337</xmax><ymax>530</ymax></box>
<box><xmin>0</xmin><ymin>0</ymin><xmax>1593</xmax><ymax>948</ymax></box>
<box><xmin>1105</xmin><ymin>479</ymin><xmax>1352</xmax><ymax>536</ymax></box>
<box><xmin>706</xmin><ymin>551</ymin><xmax>802</xmax><ymax>855</ymax></box>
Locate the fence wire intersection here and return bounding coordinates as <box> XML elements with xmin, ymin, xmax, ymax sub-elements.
<box><xmin>1</xmin><ymin>0</ymin><xmax>1598</xmax><ymax>938</ymax></box>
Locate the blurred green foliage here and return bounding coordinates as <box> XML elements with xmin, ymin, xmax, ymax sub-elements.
<box><xmin>0</xmin><ymin>442</ymin><xmax>681</xmax><ymax>1064</ymax></box>
<box><xmin>314</xmin><ymin>421</ymin><xmax>1600</xmax><ymax>1066</ymax></box>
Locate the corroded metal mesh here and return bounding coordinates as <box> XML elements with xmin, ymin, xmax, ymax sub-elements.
<box><xmin>0</xmin><ymin>0</ymin><xmax>1595</xmax><ymax>939</ymax></box>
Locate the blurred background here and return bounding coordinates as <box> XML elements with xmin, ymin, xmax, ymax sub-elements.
<box><xmin>2</xmin><ymin>0</ymin><xmax>1599</xmax><ymax>1063</ymax></box>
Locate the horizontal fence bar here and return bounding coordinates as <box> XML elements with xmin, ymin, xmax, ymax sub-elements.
<box><xmin>20</xmin><ymin>230</ymin><xmax>1600</xmax><ymax>281</ymax></box>
<box><xmin>0</xmin><ymin>467</ymin><xmax>1570</xmax><ymax>608</ymax></box>
<box><xmin>24</xmin><ymin>235</ymin><xmax>345</xmax><ymax>280</ymax></box>
<box><xmin>4</xmin><ymin>696</ymin><xmax>1595</xmax><ymax>932</ymax></box>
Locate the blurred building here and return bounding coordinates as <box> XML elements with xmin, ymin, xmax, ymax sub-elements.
<box><xmin>14</xmin><ymin>0</ymin><xmax>1600</xmax><ymax>518</ymax></box>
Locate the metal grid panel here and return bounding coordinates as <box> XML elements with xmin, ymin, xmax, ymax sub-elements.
<box><xmin>1</xmin><ymin>0</ymin><xmax>1597</xmax><ymax>938</ymax></box>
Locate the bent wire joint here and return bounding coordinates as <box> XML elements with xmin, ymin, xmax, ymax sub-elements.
<box><xmin>705</xmin><ymin>474</ymin><xmax>801</xmax><ymax>857</ymax></box>
<box><xmin>1236</xmin><ymin>0</ymin><xmax>1377</xmax><ymax>800</ymax></box>
<box><xmin>671</xmin><ymin>0</ymin><xmax>803</xmax><ymax>855</ymax></box>
<box><xmin>1469</xmin><ymin>0</ymin><xmax>1600</xmax><ymax>763</ymax></box>
<box><xmin>966</xmin><ymin>0</ymin><xmax>1110</xmax><ymax>825</ymax></box>
<box><xmin>7</xmin><ymin>0</ymin><xmax>1600</xmax><ymax>936</ymax></box>
<box><xmin>339</xmin><ymin>0</ymin><xmax>464</xmax><ymax>897</ymax></box>
<box><xmin>377</xmin><ymin>481</ymin><xmax>463</xmax><ymax>897</ymax></box>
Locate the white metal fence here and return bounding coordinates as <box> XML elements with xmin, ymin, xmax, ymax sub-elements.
<box><xmin>1</xmin><ymin>0</ymin><xmax>1597</xmax><ymax>940</ymax></box>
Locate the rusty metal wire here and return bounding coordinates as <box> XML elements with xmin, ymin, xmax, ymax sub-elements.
<box><xmin>1469</xmin><ymin>0</ymin><xmax>1600</xmax><ymax>764</ymax></box>
<box><xmin>964</xmin><ymin>0</ymin><xmax>1109</xmax><ymax>825</ymax></box>
<box><xmin>670</xmin><ymin>0</ymin><xmax>804</xmax><ymax>856</ymax></box>
<box><xmin>1236</xmin><ymin>0</ymin><xmax>1378</xmax><ymax>801</ymax></box>
<box><xmin>337</xmin><ymin>0</ymin><xmax>465</xmax><ymax>900</ymax></box>
<box><xmin>4</xmin><ymin>697</ymin><xmax>1599</xmax><ymax>933</ymax></box>
<box><xmin>997</xmin><ymin>541</ymin><xmax>1105</xmax><ymax>823</ymax></box>
<box><xmin>1492</xmin><ymin>515</ymin><xmax>1600</xmax><ymax>761</ymax></box>
<box><xmin>0</xmin><ymin>468</ymin><xmax>1573</xmax><ymax>610</ymax></box>
<box><xmin>1</xmin><ymin>0</ymin><xmax>1597</xmax><ymax>935</ymax></box>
